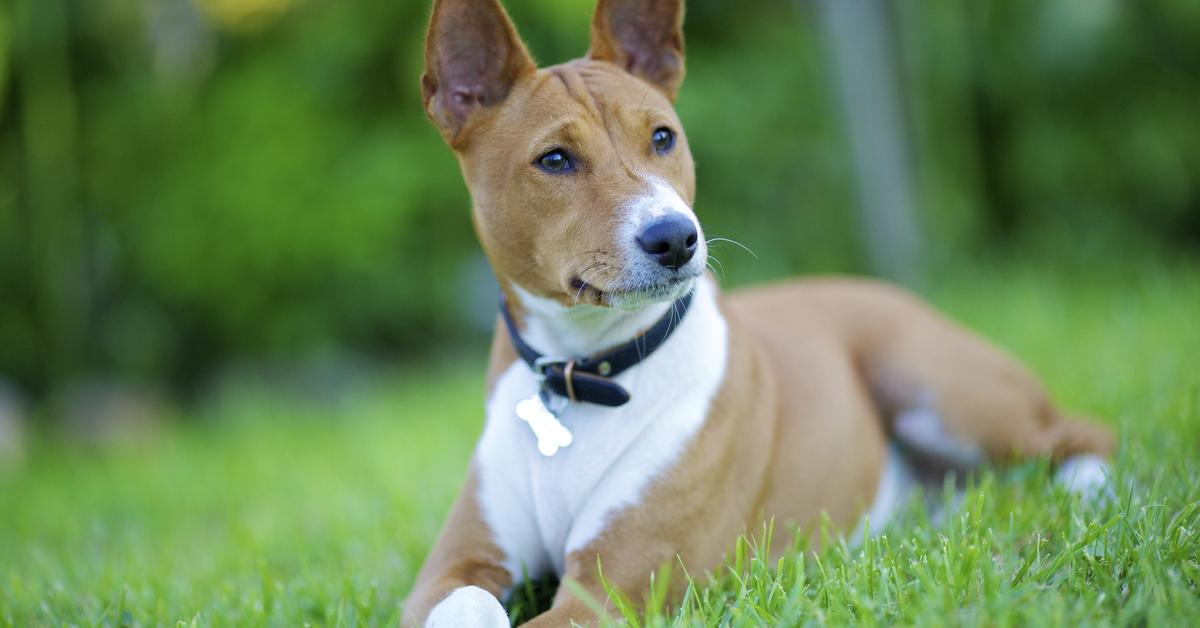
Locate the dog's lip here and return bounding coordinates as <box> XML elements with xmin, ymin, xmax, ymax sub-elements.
<box><xmin>569</xmin><ymin>276</ymin><xmax>605</xmax><ymax>297</ymax></box>
<box><xmin>569</xmin><ymin>271</ymin><xmax>698</xmax><ymax>306</ymax></box>
<box><xmin>564</xmin><ymin>260</ymin><xmax>700</xmax><ymax>307</ymax></box>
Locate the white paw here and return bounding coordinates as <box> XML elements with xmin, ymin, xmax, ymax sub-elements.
<box><xmin>893</xmin><ymin>405</ymin><xmax>985</xmax><ymax>469</ymax></box>
<box><xmin>1055</xmin><ymin>454</ymin><xmax>1114</xmax><ymax>502</ymax></box>
<box><xmin>426</xmin><ymin>586</ymin><xmax>509</xmax><ymax>628</ymax></box>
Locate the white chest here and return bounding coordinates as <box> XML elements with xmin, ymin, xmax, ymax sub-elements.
<box><xmin>473</xmin><ymin>279</ymin><xmax>729</xmax><ymax>581</ymax></box>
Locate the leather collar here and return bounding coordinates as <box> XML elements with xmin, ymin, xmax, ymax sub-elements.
<box><xmin>500</xmin><ymin>289</ymin><xmax>695</xmax><ymax>407</ymax></box>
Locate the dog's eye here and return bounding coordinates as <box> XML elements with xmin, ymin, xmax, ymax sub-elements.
<box><xmin>651</xmin><ymin>127</ymin><xmax>675</xmax><ymax>154</ymax></box>
<box><xmin>536</xmin><ymin>149</ymin><xmax>574</xmax><ymax>174</ymax></box>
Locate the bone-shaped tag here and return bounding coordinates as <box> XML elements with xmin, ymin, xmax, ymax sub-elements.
<box><xmin>515</xmin><ymin>394</ymin><xmax>573</xmax><ymax>457</ymax></box>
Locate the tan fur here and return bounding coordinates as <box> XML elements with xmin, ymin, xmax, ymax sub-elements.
<box><xmin>405</xmin><ymin>1</ymin><xmax>1115</xmax><ymax>625</ymax></box>
<box><xmin>403</xmin><ymin>470</ymin><xmax>512</xmax><ymax>625</ymax></box>
<box><xmin>459</xmin><ymin>61</ymin><xmax>695</xmax><ymax>318</ymax></box>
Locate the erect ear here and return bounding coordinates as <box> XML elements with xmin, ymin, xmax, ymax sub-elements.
<box><xmin>588</xmin><ymin>0</ymin><xmax>685</xmax><ymax>100</ymax></box>
<box><xmin>421</xmin><ymin>0</ymin><xmax>536</xmax><ymax>145</ymax></box>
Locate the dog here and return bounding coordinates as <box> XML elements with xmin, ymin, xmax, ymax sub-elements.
<box><xmin>404</xmin><ymin>0</ymin><xmax>1116</xmax><ymax>625</ymax></box>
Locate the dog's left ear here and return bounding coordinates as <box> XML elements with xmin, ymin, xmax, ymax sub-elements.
<box><xmin>588</xmin><ymin>0</ymin><xmax>686</xmax><ymax>100</ymax></box>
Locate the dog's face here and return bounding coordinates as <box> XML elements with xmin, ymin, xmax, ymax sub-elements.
<box><xmin>422</xmin><ymin>0</ymin><xmax>704</xmax><ymax>310</ymax></box>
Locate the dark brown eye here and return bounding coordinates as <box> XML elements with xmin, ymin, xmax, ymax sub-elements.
<box><xmin>651</xmin><ymin>127</ymin><xmax>675</xmax><ymax>154</ymax></box>
<box><xmin>536</xmin><ymin>149</ymin><xmax>574</xmax><ymax>174</ymax></box>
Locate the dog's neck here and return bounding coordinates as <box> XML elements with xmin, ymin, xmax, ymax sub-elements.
<box><xmin>507</xmin><ymin>283</ymin><xmax>679</xmax><ymax>359</ymax></box>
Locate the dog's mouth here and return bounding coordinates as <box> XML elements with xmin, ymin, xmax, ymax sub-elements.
<box><xmin>568</xmin><ymin>277</ymin><xmax>607</xmax><ymax>305</ymax></box>
<box><xmin>567</xmin><ymin>272</ymin><xmax>698</xmax><ymax>310</ymax></box>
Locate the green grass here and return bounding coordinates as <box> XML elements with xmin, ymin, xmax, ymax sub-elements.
<box><xmin>2</xmin><ymin>259</ymin><xmax>1199</xmax><ymax>626</ymax></box>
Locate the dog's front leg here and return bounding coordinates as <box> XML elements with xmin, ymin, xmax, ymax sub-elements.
<box><xmin>519</xmin><ymin>548</ymin><xmax>679</xmax><ymax>627</ymax></box>
<box><xmin>402</xmin><ymin>467</ymin><xmax>513</xmax><ymax>628</ymax></box>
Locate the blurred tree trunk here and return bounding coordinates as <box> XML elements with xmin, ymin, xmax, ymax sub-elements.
<box><xmin>13</xmin><ymin>0</ymin><xmax>88</xmax><ymax>397</ymax></box>
<box><xmin>1</xmin><ymin>4</ymin><xmax>10</xmax><ymax>119</ymax></box>
<box><xmin>813</xmin><ymin>0</ymin><xmax>923</xmax><ymax>288</ymax></box>
<box><xmin>965</xmin><ymin>1</ymin><xmax>1018</xmax><ymax>241</ymax></box>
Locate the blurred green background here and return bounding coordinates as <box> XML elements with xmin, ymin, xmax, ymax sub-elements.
<box><xmin>0</xmin><ymin>0</ymin><xmax>1198</xmax><ymax>403</ymax></box>
<box><xmin>2</xmin><ymin>0</ymin><xmax>1200</xmax><ymax>624</ymax></box>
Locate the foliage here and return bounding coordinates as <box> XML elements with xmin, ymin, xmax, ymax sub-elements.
<box><xmin>2</xmin><ymin>259</ymin><xmax>1198</xmax><ymax>625</ymax></box>
<box><xmin>0</xmin><ymin>0</ymin><xmax>1198</xmax><ymax>395</ymax></box>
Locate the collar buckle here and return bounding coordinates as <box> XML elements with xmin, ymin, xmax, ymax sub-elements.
<box><xmin>500</xmin><ymin>288</ymin><xmax>695</xmax><ymax>409</ymax></box>
<box><xmin>532</xmin><ymin>355</ymin><xmax>569</xmax><ymax>382</ymax></box>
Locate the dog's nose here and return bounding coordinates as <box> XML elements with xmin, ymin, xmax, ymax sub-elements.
<box><xmin>636</xmin><ymin>214</ymin><xmax>698</xmax><ymax>270</ymax></box>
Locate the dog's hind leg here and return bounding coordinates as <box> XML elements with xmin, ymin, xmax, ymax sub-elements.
<box><xmin>857</xmin><ymin>287</ymin><xmax>1116</xmax><ymax>475</ymax></box>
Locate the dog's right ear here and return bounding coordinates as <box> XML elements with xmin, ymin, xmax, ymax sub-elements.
<box><xmin>422</xmin><ymin>0</ymin><xmax>536</xmax><ymax>146</ymax></box>
<box><xmin>589</xmin><ymin>0</ymin><xmax>685</xmax><ymax>100</ymax></box>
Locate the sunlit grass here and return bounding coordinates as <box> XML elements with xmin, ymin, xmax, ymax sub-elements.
<box><xmin>1</xmin><ymin>368</ymin><xmax>486</xmax><ymax>626</ymax></box>
<box><xmin>2</xmin><ymin>258</ymin><xmax>1198</xmax><ymax>626</ymax></box>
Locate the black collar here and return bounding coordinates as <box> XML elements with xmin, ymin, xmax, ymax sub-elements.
<box><xmin>500</xmin><ymin>290</ymin><xmax>695</xmax><ymax>407</ymax></box>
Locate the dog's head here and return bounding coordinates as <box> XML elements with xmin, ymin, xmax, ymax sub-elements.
<box><xmin>422</xmin><ymin>0</ymin><xmax>704</xmax><ymax>310</ymax></box>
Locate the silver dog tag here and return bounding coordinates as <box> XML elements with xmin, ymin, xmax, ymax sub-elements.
<box><xmin>515</xmin><ymin>394</ymin><xmax>573</xmax><ymax>457</ymax></box>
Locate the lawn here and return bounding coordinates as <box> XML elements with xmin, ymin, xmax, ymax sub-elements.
<box><xmin>2</xmin><ymin>258</ymin><xmax>1198</xmax><ymax>626</ymax></box>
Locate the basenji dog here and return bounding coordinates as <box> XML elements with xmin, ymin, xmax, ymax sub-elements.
<box><xmin>404</xmin><ymin>0</ymin><xmax>1116</xmax><ymax>625</ymax></box>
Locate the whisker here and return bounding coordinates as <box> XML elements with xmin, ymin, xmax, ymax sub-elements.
<box><xmin>574</xmin><ymin>261</ymin><xmax>606</xmax><ymax>283</ymax></box>
<box><xmin>566</xmin><ymin>249</ymin><xmax>610</xmax><ymax>265</ymax></box>
<box><xmin>706</xmin><ymin>254</ymin><xmax>726</xmax><ymax>279</ymax></box>
<box><xmin>578</xmin><ymin>264</ymin><xmax>608</xmax><ymax>295</ymax></box>
<box><xmin>705</xmin><ymin>236</ymin><xmax>759</xmax><ymax>260</ymax></box>
<box><xmin>573</xmin><ymin>263</ymin><xmax>610</xmax><ymax>305</ymax></box>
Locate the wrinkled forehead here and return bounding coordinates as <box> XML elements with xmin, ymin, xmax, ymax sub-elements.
<box><xmin>550</xmin><ymin>59</ymin><xmax>675</xmax><ymax>110</ymax></box>
<box><xmin>485</xmin><ymin>60</ymin><xmax>680</xmax><ymax>147</ymax></box>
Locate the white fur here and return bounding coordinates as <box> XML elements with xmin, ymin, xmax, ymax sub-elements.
<box><xmin>611</xmin><ymin>177</ymin><xmax>707</xmax><ymax>297</ymax></box>
<box><xmin>628</xmin><ymin>178</ymin><xmax>700</xmax><ymax>225</ymax></box>
<box><xmin>1055</xmin><ymin>454</ymin><xmax>1113</xmax><ymax>501</ymax></box>
<box><xmin>476</xmin><ymin>276</ymin><xmax>728</xmax><ymax>582</ymax></box>
<box><xmin>893</xmin><ymin>401</ymin><xmax>985</xmax><ymax>469</ymax></box>
<box><xmin>511</xmin><ymin>283</ymin><xmax>675</xmax><ymax>358</ymax></box>
<box><xmin>851</xmin><ymin>445</ymin><xmax>917</xmax><ymax>541</ymax></box>
<box><xmin>425</xmin><ymin>586</ymin><xmax>509</xmax><ymax>628</ymax></box>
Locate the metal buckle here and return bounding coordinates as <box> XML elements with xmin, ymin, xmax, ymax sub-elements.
<box><xmin>532</xmin><ymin>356</ymin><xmax>568</xmax><ymax>381</ymax></box>
<box><xmin>531</xmin><ymin>356</ymin><xmax>570</xmax><ymax>414</ymax></box>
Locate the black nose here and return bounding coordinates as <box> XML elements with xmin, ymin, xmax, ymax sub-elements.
<box><xmin>636</xmin><ymin>214</ymin><xmax>698</xmax><ymax>270</ymax></box>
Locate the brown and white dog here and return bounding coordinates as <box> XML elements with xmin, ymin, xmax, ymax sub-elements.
<box><xmin>405</xmin><ymin>0</ymin><xmax>1116</xmax><ymax>625</ymax></box>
